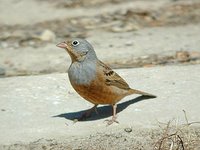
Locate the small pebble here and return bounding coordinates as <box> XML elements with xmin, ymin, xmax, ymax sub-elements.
<box><xmin>38</xmin><ymin>29</ymin><xmax>56</xmax><ymax>42</ymax></box>
<box><xmin>175</xmin><ymin>51</ymin><xmax>190</xmax><ymax>62</ymax></box>
<box><xmin>125</xmin><ymin>41</ymin><xmax>134</xmax><ymax>46</ymax></box>
<box><xmin>124</xmin><ymin>127</ymin><xmax>132</xmax><ymax>133</ymax></box>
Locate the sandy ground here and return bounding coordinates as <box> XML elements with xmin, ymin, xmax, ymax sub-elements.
<box><xmin>0</xmin><ymin>0</ymin><xmax>200</xmax><ymax>149</ymax></box>
<box><xmin>0</xmin><ymin>65</ymin><xmax>200</xmax><ymax>149</ymax></box>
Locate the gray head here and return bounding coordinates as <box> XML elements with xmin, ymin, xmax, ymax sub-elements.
<box><xmin>56</xmin><ymin>38</ymin><xmax>97</xmax><ymax>62</ymax></box>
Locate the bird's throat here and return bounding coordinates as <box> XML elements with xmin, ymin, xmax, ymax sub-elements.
<box><xmin>67</xmin><ymin>49</ymin><xmax>86</xmax><ymax>62</ymax></box>
<box><xmin>68</xmin><ymin>61</ymin><xmax>96</xmax><ymax>85</ymax></box>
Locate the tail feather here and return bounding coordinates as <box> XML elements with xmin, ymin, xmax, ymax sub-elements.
<box><xmin>128</xmin><ymin>89</ymin><xmax>156</xmax><ymax>98</ymax></box>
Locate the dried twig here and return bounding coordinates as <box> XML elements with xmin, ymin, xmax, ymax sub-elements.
<box><xmin>154</xmin><ymin>110</ymin><xmax>200</xmax><ymax>150</ymax></box>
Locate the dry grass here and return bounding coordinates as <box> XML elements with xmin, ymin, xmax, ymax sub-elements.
<box><xmin>154</xmin><ymin>110</ymin><xmax>200</xmax><ymax>150</ymax></box>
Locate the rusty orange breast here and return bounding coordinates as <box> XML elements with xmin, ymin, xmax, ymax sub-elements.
<box><xmin>70</xmin><ymin>73</ymin><xmax>127</xmax><ymax>105</ymax></box>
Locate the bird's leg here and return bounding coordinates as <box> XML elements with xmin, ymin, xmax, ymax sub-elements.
<box><xmin>105</xmin><ymin>104</ymin><xmax>119</xmax><ymax>125</ymax></box>
<box><xmin>78</xmin><ymin>104</ymin><xmax>98</xmax><ymax>121</ymax></box>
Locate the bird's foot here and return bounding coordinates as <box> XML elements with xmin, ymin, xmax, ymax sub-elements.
<box><xmin>104</xmin><ymin>116</ymin><xmax>119</xmax><ymax>126</ymax></box>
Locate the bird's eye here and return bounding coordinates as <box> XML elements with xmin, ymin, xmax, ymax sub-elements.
<box><xmin>72</xmin><ymin>40</ymin><xmax>79</xmax><ymax>46</ymax></box>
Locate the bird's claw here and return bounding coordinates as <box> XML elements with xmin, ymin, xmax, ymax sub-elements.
<box><xmin>104</xmin><ymin>116</ymin><xmax>119</xmax><ymax>126</ymax></box>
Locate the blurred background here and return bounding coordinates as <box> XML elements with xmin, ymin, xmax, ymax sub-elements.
<box><xmin>0</xmin><ymin>0</ymin><xmax>200</xmax><ymax>77</ymax></box>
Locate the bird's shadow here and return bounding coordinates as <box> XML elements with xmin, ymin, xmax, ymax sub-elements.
<box><xmin>53</xmin><ymin>95</ymin><xmax>156</xmax><ymax>121</ymax></box>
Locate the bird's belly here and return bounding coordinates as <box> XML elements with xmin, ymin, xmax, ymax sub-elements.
<box><xmin>71</xmin><ymin>80</ymin><xmax>124</xmax><ymax>105</ymax></box>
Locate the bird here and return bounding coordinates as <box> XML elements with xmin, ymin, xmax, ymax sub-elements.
<box><xmin>56</xmin><ymin>38</ymin><xmax>156</xmax><ymax>125</ymax></box>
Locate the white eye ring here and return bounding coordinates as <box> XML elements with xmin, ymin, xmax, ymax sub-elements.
<box><xmin>72</xmin><ymin>40</ymin><xmax>79</xmax><ymax>46</ymax></box>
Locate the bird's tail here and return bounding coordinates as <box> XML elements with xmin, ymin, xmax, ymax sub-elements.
<box><xmin>128</xmin><ymin>88</ymin><xmax>156</xmax><ymax>98</ymax></box>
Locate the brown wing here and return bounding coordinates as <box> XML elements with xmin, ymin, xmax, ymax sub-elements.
<box><xmin>98</xmin><ymin>60</ymin><xmax>130</xmax><ymax>90</ymax></box>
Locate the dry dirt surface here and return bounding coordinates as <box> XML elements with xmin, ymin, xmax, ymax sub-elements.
<box><xmin>1</xmin><ymin>127</ymin><xmax>200</xmax><ymax>150</ymax></box>
<box><xmin>0</xmin><ymin>65</ymin><xmax>200</xmax><ymax>150</ymax></box>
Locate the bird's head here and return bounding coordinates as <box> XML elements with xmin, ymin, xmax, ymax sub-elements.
<box><xmin>56</xmin><ymin>38</ymin><xmax>97</xmax><ymax>62</ymax></box>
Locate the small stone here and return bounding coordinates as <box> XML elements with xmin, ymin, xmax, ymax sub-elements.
<box><xmin>38</xmin><ymin>29</ymin><xmax>56</xmax><ymax>42</ymax></box>
<box><xmin>190</xmin><ymin>51</ymin><xmax>200</xmax><ymax>60</ymax></box>
<box><xmin>175</xmin><ymin>51</ymin><xmax>190</xmax><ymax>62</ymax></box>
<box><xmin>125</xmin><ymin>41</ymin><xmax>134</xmax><ymax>46</ymax></box>
<box><xmin>73</xmin><ymin>119</ymin><xmax>79</xmax><ymax>123</ymax></box>
<box><xmin>124</xmin><ymin>127</ymin><xmax>132</xmax><ymax>133</ymax></box>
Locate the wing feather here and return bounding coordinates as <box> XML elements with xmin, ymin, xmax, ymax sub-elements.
<box><xmin>98</xmin><ymin>61</ymin><xmax>130</xmax><ymax>90</ymax></box>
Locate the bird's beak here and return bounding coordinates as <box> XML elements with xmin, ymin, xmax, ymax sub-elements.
<box><xmin>56</xmin><ymin>42</ymin><xmax>67</xmax><ymax>49</ymax></box>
